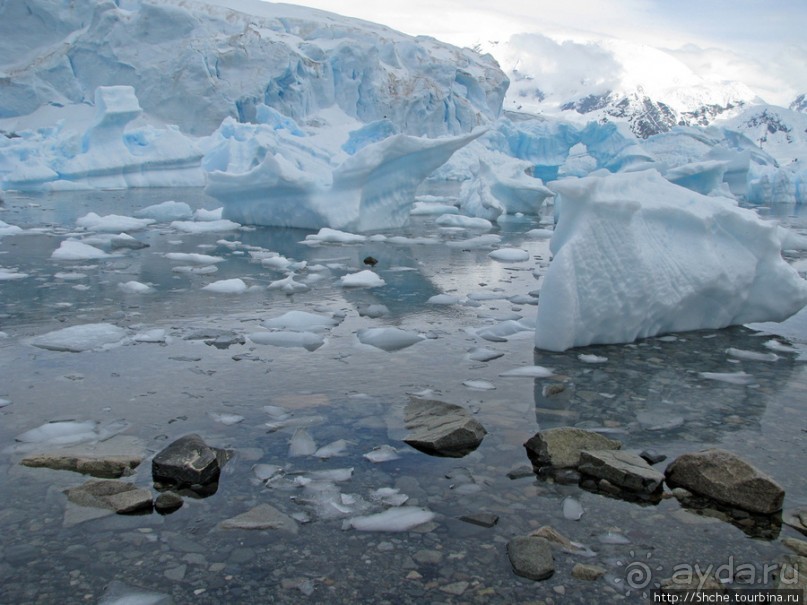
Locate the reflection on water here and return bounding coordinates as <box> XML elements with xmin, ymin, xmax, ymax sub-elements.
<box><xmin>1</xmin><ymin>188</ymin><xmax>806</xmax><ymax>604</ymax></box>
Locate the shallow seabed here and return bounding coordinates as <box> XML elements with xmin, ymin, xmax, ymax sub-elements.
<box><xmin>1</xmin><ymin>188</ymin><xmax>806</xmax><ymax>604</ymax></box>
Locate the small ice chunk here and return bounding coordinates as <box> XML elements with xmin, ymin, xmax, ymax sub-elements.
<box><xmin>76</xmin><ymin>212</ymin><xmax>154</xmax><ymax>233</ymax></box>
<box><xmin>304</xmin><ymin>228</ymin><xmax>367</xmax><ymax>244</ymax></box>
<box><xmin>263</xmin><ymin>405</ymin><xmax>291</xmax><ymax>420</ymax></box>
<box><xmin>345</xmin><ymin>506</ymin><xmax>435</xmax><ymax>532</ymax></box>
<box><xmin>357</xmin><ymin>327</ymin><xmax>424</xmax><ymax>351</ymax></box>
<box><xmin>119</xmin><ymin>280</ymin><xmax>152</xmax><ymax>294</ymax></box>
<box><xmin>210</xmin><ymin>412</ymin><xmax>245</xmax><ymax>425</ymax></box>
<box><xmin>30</xmin><ymin>323</ymin><xmax>127</xmax><ymax>352</ymax></box>
<box><xmin>15</xmin><ymin>420</ymin><xmax>98</xmax><ymax>445</ymax></box>
<box><xmin>172</xmin><ymin>265</ymin><xmax>219</xmax><ymax>275</ymax></box>
<box><xmin>0</xmin><ymin>268</ymin><xmax>28</xmax><ymax>280</ymax></box>
<box><xmin>0</xmin><ymin>219</ymin><xmax>24</xmax><ymax>237</ymax></box>
<box><xmin>253</xmin><ymin>464</ymin><xmax>284</xmax><ymax>482</ymax></box>
<box><xmin>358</xmin><ymin>303</ymin><xmax>390</xmax><ymax>318</ymax></box>
<box><xmin>289</xmin><ymin>428</ymin><xmax>317</xmax><ymax>457</ymax></box>
<box><xmin>194</xmin><ymin>208</ymin><xmax>223</xmax><ymax>221</ymax></box>
<box><xmin>563</xmin><ymin>496</ymin><xmax>584</xmax><ymax>520</ymax></box>
<box><xmin>51</xmin><ymin>240</ymin><xmax>110</xmax><ymax>260</ymax></box>
<box><xmin>525</xmin><ymin>228</ymin><xmax>554</xmax><ymax>239</ymax></box>
<box><xmin>763</xmin><ymin>339</ymin><xmax>798</xmax><ymax>354</ymax></box>
<box><xmin>463</xmin><ymin>379</ymin><xmax>496</xmax><ymax>390</ymax></box>
<box><xmin>0</xmin><ymin>398</ymin><xmax>11</xmax><ymax>408</ymax></box>
<box><xmin>467</xmin><ymin>347</ymin><xmax>504</xmax><ymax>362</ymax></box>
<box><xmin>476</xmin><ymin>319</ymin><xmax>532</xmax><ymax>341</ymax></box>
<box><xmin>427</xmin><ymin>294</ymin><xmax>462</xmax><ymax>305</ymax></box>
<box><xmin>267</xmin><ymin>273</ymin><xmax>309</xmax><ymax>294</ymax></box>
<box><xmin>132</xmin><ymin>329</ymin><xmax>167</xmax><ymax>343</ymax></box>
<box><xmin>165</xmin><ymin>252</ymin><xmax>224</xmax><ymax>265</ymax></box>
<box><xmin>488</xmin><ymin>247</ymin><xmax>530</xmax><ymax>262</ymax></box>
<box><xmin>435</xmin><ymin>214</ymin><xmax>492</xmax><ymax>230</ymax></box>
<box><xmin>446</xmin><ymin>234</ymin><xmax>501</xmax><ymax>249</ymax></box>
<box><xmin>699</xmin><ymin>371</ymin><xmax>756</xmax><ymax>385</ymax></box>
<box><xmin>171</xmin><ymin>219</ymin><xmax>240</xmax><ymax>233</ymax></box>
<box><xmin>597</xmin><ymin>531</ymin><xmax>631</xmax><ymax>544</ymax></box>
<box><xmin>370</xmin><ymin>487</ymin><xmax>409</xmax><ymax>507</ymax></box>
<box><xmin>263</xmin><ymin>311</ymin><xmax>339</xmax><ymax>333</ymax></box>
<box><xmin>315</xmin><ymin>439</ymin><xmax>350</xmax><ymax>458</ymax></box>
<box><xmin>134</xmin><ymin>201</ymin><xmax>193</xmax><ymax>222</ymax></box>
<box><xmin>248</xmin><ymin>331</ymin><xmax>325</xmax><ymax>351</ymax></box>
<box><xmin>363</xmin><ymin>445</ymin><xmax>401</xmax><ymax>463</ymax></box>
<box><xmin>110</xmin><ymin>233</ymin><xmax>148</xmax><ymax>250</ymax></box>
<box><xmin>340</xmin><ymin>270</ymin><xmax>385</xmax><ymax>288</ymax></box>
<box><xmin>578</xmin><ymin>354</ymin><xmax>608</xmax><ymax>364</ymax></box>
<box><xmin>98</xmin><ymin>580</ymin><xmax>174</xmax><ymax>605</ymax></box>
<box><xmin>725</xmin><ymin>348</ymin><xmax>779</xmax><ymax>362</ymax></box>
<box><xmin>202</xmin><ymin>278</ymin><xmax>248</xmax><ymax>293</ymax></box>
<box><xmin>499</xmin><ymin>365</ymin><xmax>555</xmax><ymax>378</ymax></box>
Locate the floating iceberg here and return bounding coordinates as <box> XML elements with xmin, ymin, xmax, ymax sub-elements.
<box><xmin>534</xmin><ymin>170</ymin><xmax>807</xmax><ymax>351</ymax></box>
<box><xmin>204</xmin><ymin>117</ymin><xmax>484</xmax><ymax>232</ymax></box>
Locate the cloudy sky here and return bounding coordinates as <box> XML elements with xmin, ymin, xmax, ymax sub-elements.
<box><xmin>292</xmin><ymin>0</ymin><xmax>807</xmax><ymax>105</ymax></box>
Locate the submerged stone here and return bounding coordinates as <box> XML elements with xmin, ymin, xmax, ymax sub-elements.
<box><xmin>21</xmin><ymin>435</ymin><xmax>145</xmax><ymax>478</ymax></box>
<box><xmin>506</xmin><ymin>537</ymin><xmax>554</xmax><ymax>581</ymax></box>
<box><xmin>152</xmin><ymin>434</ymin><xmax>229</xmax><ymax>488</ymax></box>
<box><xmin>403</xmin><ymin>398</ymin><xmax>486</xmax><ymax>458</ymax></box>
<box><xmin>65</xmin><ymin>479</ymin><xmax>152</xmax><ymax>514</ymax></box>
<box><xmin>578</xmin><ymin>450</ymin><xmax>664</xmax><ymax>494</ymax></box>
<box><xmin>665</xmin><ymin>449</ymin><xmax>784</xmax><ymax>514</ymax></box>
<box><xmin>524</xmin><ymin>427</ymin><xmax>621</xmax><ymax>470</ymax></box>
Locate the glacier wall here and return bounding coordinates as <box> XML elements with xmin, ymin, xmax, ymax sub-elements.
<box><xmin>0</xmin><ymin>0</ymin><xmax>507</xmax><ymax>138</ymax></box>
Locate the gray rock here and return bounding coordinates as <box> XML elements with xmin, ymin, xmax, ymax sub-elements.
<box><xmin>64</xmin><ymin>480</ymin><xmax>153</xmax><ymax>514</ymax></box>
<box><xmin>777</xmin><ymin>556</ymin><xmax>807</xmax><ymax>590</ymax></box>
<box><xmin>459</xmin><ymin>512</ymin><xmax>499</xmax><ymax>528</ymax></box>
<box><xmin>783</xmin><ymin>508</ymin><xmax>807</xmax><ymax>535</ymax></box>
<box><xmin>783</xmin><ymin>538</ymin><xmax>807</xmax><ymax>557</ymax></box>
<box><xmin>152</xmin><ymin>434</ymin><xmax>228</xmax><ymax>487</ymax></box>
<box><xmin>220</xmin><ymin>504</ymin><xmax>298</xmax><ymax>534</ymax></box>
<box><xmin>154</xmin><ymin>491</ymin><xmax>184</xmax><ymax>514</ymax></box>
<box><xmin>21</xmin><ymin>435</ymin><xmax>145</xmax><ymax>478</ymax></box>
<box><xmin>640</xmin><ymin>449</ymin><xmax>667</xmax><ymax>465</ymax></box>
<box><xmin>524</xmin><ymin>427</ymin><xmax>621</xmax><ymax>470</ymax></box>
<box><xmin>665</xmin><ymin>449</ymin><xmax>785</xmax><ymax>514</ymax></box>
<box><xmin>571</xmin><ymin>563</ymin><xmax>606</xmax><ymax>581</ymax></box>
<box><xmin>578</xmin><ymin>450</ymin><xmax>664</xmax><ymax>493</ymax></box>
<box><xmin>507</xmin><ymin>537</ymin><xmax>554</xmax><ymax>581</ymax></box>
<box><xmin>403</xmin><ymin>398</ymin><xmax>486</xmax><ymax>458</ymax></box>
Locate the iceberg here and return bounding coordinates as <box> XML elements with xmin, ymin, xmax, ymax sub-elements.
<box><xmin>204</xmin><ymin>118</ymin><xmax>484</xmax><ymax>232</ymax></box>
<box><xmin>535</xmin><ymin>170</ymin><xmax>807</xmax><ymax>351</ymax></box>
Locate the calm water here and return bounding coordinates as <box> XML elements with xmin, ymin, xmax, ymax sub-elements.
<box><xmin>0</xmin><ymin>188</ymin><xmax>806</xmax><ymax>604</ymax></box>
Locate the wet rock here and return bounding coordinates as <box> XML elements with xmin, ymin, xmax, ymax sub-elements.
<box><xmin>152</xmin><ymin>434</ymin><xmax>229</xmax><ymax>488</ymax></box>
<box><xmin>777</xmin><ymin>556</ymin><xmax>807</xmax><ymax>590</ymax></box>
<box><xmin>403</xmin><ymin>398</ymin><xmax>486</xmax><ymax>458</ymax></box>
<box><xmin>665</xmin><ymin>449</ymin><xmax>784</xmax><ymax>514</ymax></box>
<box><xmin>21</xmin><ymin>435</ymin><xmax>145</xmax><ymax>478</ymax></box>
<box><xmin>571</xmin><ymin>563</ymin><xmax>606</xmax><ymax>581</ymax></box>
<box><xmin>529</xmin><ymin>526</ymin><xmax>574</xmax><ymax>550</ymax></box>
<box><xmin>660</xmin><ymin>572</ymin><xmax>725</xmax><ymax>591</ymax></box>
<box><xmin>640</xmin><ymin>449</ymin><xmax>667</xmax><ymax>465</ymax></box>
<box><xmin>154</xmin><ymin>491</ymin><xmax>184</xmax><ymax>514</ymax></box>
<box><xmin>506</xmin><ymin>465</ymin><xmax>534</xmax><ymax>480</ymax></box>
<box><xmin>220</xmin><ymin>504</ymin><xmax>298</xmax><ymax>534</ymax></box>
<box><xmin>459</xmin><ymin>512</ymin><xmax>499</xmax><ymax>528</ymax></box>
<box><xmin>506</xmin><ymin>537</ymin><xmax>554</xmax><ymax>581</ymax></box>
<box><xmin>783</xmin><ymin>508</ymin><xmax>807</xmax><ymax>535</ymax></box>
<box><xmin>578</xmin><ymin>450</ymin><xmax>664</xmax><ymax>494</ymax></box>
<box><xmin>524</xmin><ymin>427</ymin><xmax>621</xmax><ymax>470</ymax></box>
<box><xmin>65</xmin><ymin>480</ymin><xmax>153</xmax><ymax>514</ymax></box>
<box><xmin>783</xmin><ymin>537</ymin><xmax>807</xmax><ymax>557</ymax></box>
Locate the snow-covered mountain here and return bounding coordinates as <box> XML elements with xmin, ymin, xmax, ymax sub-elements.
<box><xmin>722</xmin><ymin>104</ymin><xmax>807</xmax><ymax>167</ymax></box>
<box><xmin>480</xmin><ymin>34</ymin><xmax>763</xmax><ymax>139</ymax></box>
<box><xmin>0</xmin><ymin>0</ymin><xmax>507</xmax><ymax>137</ymax></box>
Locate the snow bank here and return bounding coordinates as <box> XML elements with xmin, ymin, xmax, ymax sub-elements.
<box><xmin>535</xmin><ymin>170</ymin><xmax>807</xmax><ymax>351</ymax></box>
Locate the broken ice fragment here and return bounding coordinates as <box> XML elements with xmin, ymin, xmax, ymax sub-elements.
<box><xmin>344</xmin><ymin>506</ymin><xmax>435</xmax><ymax>532</ymax></box>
